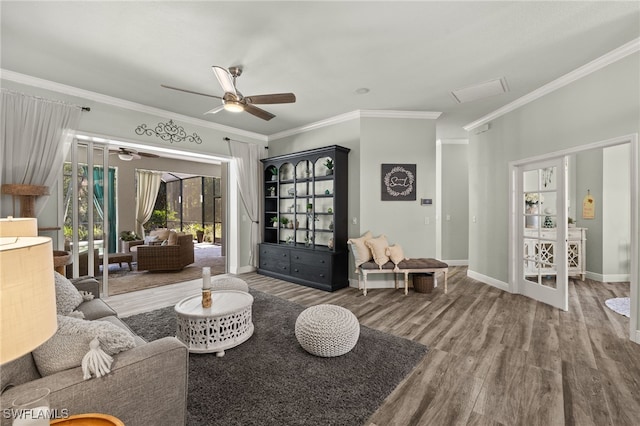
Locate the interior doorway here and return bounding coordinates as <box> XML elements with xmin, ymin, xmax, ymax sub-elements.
<box><xmin>509</xmin><ymin>134</ymin><xmax>638</xmax><ymax>343</ymax></box>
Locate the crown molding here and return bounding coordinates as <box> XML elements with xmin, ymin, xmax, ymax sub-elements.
<box><xmin>464</xmin><ymin>37</ymin><xmax>640</xmax><ymax>131</ymax></box>
<box><xmin>0</xmin><ymin>69</ymin><xmax>268</xmax><ymax>142</ymax></box>
<box><xmin>359</xmin><ymin>110</ymin><xmax>442</xmax><ymax>120</ymax></box>
<box><xmin>436</xmin><ymin>138</ymin><xmax>469</xmax><ymax>146</ymax></box>
<box><xmin>268</xmin><ymin>109</ymin><xmax>442</xmax><ymax>141</ymax></box>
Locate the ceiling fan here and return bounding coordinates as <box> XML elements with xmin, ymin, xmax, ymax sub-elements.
<box><xmin>109</xmin><ymin>147</ymin><xmax>159</xmax><ymax>161</ymax></box>
<box><xmin>161</xmin><ymin>66</ymin><xmax>296</xmax><ymax>121</ymax></box>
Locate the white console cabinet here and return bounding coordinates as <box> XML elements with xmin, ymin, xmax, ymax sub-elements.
<box><xmin>524</xmin><ymin>227</ymin><xmax>587</xmax><ymax>280</ymax></box>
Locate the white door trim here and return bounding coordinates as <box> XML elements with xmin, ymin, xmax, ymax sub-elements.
<box><xmin>508</xmin><ymin>133</ymin><xmax>638</xmax><ymax>343</ymax></box>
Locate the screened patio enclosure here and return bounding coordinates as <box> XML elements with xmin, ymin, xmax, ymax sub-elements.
<box><xmin>147</xmin><ymin>171</ymin><xmax>223</xmax><ymax>244</ymax></box>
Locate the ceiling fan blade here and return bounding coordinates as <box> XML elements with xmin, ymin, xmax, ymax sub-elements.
<box><xmin>138</xmin><ymin>152</ymin><xmax>160</xmax><ymax>158</ymax></box>
<box><xmin>212</xmin><ymin>66</ymin><xmax>237</xmax><ymax>96</ymax></box>
<box><xmin>245</xmin><ymin>93</ymin><xmax>296</xmax><ymax>104</ymax></box>
<box><xmin>244</xmin><ymin>103</ymin><xmax>275</xmax><ymax>121</ymax></box>
<box><xmin>161</xmin><ymin>84</ymin><xmax>222</xmax><ymax>100</ymax></box>
<box><xmin>204</xmin><ymin>105</ymin><xmax>225</xmax><ymax>115</ymax></box>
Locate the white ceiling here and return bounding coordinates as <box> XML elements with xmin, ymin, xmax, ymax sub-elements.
<box><xmin>1</xmin><ymin>1</ymin><xmax>639</xmax><ymax>139</ymax></box>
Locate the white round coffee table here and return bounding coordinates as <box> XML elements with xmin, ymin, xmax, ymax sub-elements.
<box><xmin>175</xmin><ymin>290</ymin><xmax>254</xmax><ymax>357</ymax></box>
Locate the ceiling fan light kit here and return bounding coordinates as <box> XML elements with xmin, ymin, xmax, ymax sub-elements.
<box><xmin>162</xmin><ymin>65</ymin><xmax>296</xmax><ymax>121</ymax></box>
<box><xmin>118</xmin><ymin>153</ymin><xmax>134</xmax><ymax>161</ymax></box>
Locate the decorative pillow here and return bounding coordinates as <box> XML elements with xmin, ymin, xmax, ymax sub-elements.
<box><xmin>150</xmin><ymin>228</ymin><xmax>170</xmax><ymax>241</ymax></box>
<box><xmin>161</xmin><ymin>239</ymin><xmax>168</xmax><ymax>246</ymax></box>
<box><xmin>386</xmin><ymin>244</ymin><xmax>407</xmax><ymax>267</ymax></box>
<box><xmin>347</xmin><ymin>231</ymin><xmax>373</xmax><ymax>267</ymax></box>
<box><xmin>32</xmin><ymin>315</ymin><xmax>136</xmax><ymax>377</ymax></box>
<box><xmin>143</xmin><ymin>235</ymin><xmax>159</xmax><ymax>245</ymax></box>
<box><xmin>365</xmin><ymin>235</ymin><xmax>390</xmax><ymax>268</ymax></box>
<box><xmin>54</xmin><ymin>272</ymin><xmax>83</xmax><ymax>315</ymax></box>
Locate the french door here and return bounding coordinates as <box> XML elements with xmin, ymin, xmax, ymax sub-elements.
<box><xmin>517</xmin><ymin>157</ymin><xmax>568</xmax><ymax>310</ymax></box>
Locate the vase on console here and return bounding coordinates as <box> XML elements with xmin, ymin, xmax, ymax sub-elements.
<box><xmin>525</xmin><ymin>203</ymin><xmax>539</xmax><ymax>228</ymax></box>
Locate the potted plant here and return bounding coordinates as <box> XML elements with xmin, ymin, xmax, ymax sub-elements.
<box><xmin>568</xmin><ymin>217</ymin><xmax>576</xmax><ymax>228</ymax></box>
<box><xmin>267</xmin><ymin>165</ymin><xmax>278</xmax><ymax>181</ymax></box>
<box><xmin>270</xmin><ymin>217</ymin><xmax>279</xmax><ymax>227</ymax></box>
<box><xmin>280</xmin><ymin>217</ymin><xmax>290</xmax><ymax>228</ymax></box>
<box><xmin>119</xmin><ymin>231</ymin><xmax>141</xmax><ymax>253</ymax></box>
<box><xmin>324</xmin><ymin>159</ymin><xmax>334</xmax><ymax>175</ymax></box>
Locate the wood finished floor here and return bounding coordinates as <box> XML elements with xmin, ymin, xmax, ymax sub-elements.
<box><xmin>106</xmin><ymin>267</ymin><xmax>639</xmax><ymax>426</ymax></box>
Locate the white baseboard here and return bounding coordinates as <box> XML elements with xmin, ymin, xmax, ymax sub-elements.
<box><xmin>585</xmin><ymin>271</ymin><xmax>631</xmax><ymax>282</ymax></box>
<box><xmin>232</xmin><ymin>265</ymin><xmax>256</xmax><ymax>275</ymax></box>
<box><xmin>443</xmin><ymin>259</ymin><xmax>469</xmax><ymax>266</ymax></box>
<box><xmin>466</xmin><ymin>269</ymin><xmax>510</xmax><ymax>292</ymax></box>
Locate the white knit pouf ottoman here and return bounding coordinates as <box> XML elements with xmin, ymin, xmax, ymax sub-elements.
<box><xmin>211</xmin><ymin>276</ymin><xmax>249</xmax><ymax>293</ymax></box>
<box><xmin>295</xmin><ymin>304</ymin><xmax>360</xmax><ymax>357</ymax></box>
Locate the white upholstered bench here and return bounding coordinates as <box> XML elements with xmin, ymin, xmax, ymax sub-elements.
<box><xmin>356</xmin><ymin>258</ymin><xmax>449</xmax><ymax>296</ymax></box>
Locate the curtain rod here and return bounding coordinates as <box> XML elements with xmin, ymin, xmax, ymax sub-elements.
<box><xmin>224</xmin><ymin>136</ymin><xmax>268</xmax><ymax>148</ymax></box>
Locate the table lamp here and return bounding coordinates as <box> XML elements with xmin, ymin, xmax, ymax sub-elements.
<box><xmin>0</xmin><ymin>235</ymin><xmax>57</xmax><ymax>364</ymax></box>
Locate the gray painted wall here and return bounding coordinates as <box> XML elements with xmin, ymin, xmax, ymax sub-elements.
<box><xmin>576</xmin><ymin>149</ymin><xmax>604</xmax><ymax>274</ymax></box>
<box><xmin>603</xmin><ymin>144</ymin><xmax>631</xmax><ymax>277</ymax></box>
<box><xmin>441</xmin><ymin>143</ymin><xmax>469</xmax><ymax>261</ymax></box>
<box><xmin>468</xmin><ymin>53</ymin><xmax>639</xmax><ymax>329</ymax></box>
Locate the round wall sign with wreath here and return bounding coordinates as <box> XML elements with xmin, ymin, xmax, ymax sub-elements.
<box><xmin>381</xmin><ymin>164</ymin><xmax>416</xmax><ymax>201</ymax></box>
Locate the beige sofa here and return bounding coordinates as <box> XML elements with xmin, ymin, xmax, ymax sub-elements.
<box><xmin>0</xmin><ymin>277</ymin><xmax>189</xmax><ymax>426</ymax></box>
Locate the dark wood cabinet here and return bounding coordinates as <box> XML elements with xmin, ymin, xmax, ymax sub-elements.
<box><xmin>258</xmin><ymin>145</ymin><xmax>350</xmax><ymax>291</ymax></box>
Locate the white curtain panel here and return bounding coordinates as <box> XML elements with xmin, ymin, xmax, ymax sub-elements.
<box><xmin>1</xmin><ymin>89</ymin><xmax>82</xmax><ymax>216</ymax></box>
<box><xmin>228</xmin><ymin>140</ymin><xmax>262</xmax><ymax>268</ymax></box>
<box><xmin>135</xmin><ymin>170</ymin><xmax>163</xmax><ymax>237</ymax></box>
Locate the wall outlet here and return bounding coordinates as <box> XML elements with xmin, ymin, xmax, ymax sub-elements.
<box><xmin>446</xmin><ymin>214</ymin><xmax>451</xmax><ymax>221</ymax></box>
<box><xmin>352</xmin><ymin>217</ymin><xmax>358</xmax><ymax>225</ymax></box>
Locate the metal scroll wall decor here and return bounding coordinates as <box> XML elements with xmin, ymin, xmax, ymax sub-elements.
<box><xmin>135</xmin><ymin>120</ymin><xmax>202</xmax><ymax>144</ymax></box>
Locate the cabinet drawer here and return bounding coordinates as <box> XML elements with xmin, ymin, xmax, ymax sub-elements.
<box><xmin>259</xmin><ymin>256</ymin><xmax>289</xmax><ymax>273</ymax></box>
<box><xmin>290</xmin><ymin>250</ymin><xmax>331</xmax><ymax>266</ymax></box>
<box><xmin>291</xmin><ymin>264</ymin><xmax>331</xmax><ymax>285</ymax></box>
<box><xmin>261</xmin><ymin>245</ymin><xmax>289</xmax><ymax>259</ymax></box>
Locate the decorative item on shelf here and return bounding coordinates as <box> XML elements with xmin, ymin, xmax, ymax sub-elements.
<box><xmin>295</xmin><ymin>219</ymin><xmax>299</xmax><ymax>228</ymax></box>
<box><xmin>329</xmin><ymin>221</ymin><xmax>334</xmax><ymax>231</ymax></box>
<box><xmin>267</xmin><ymin>165</ymin><xmax>278</xmax><ymax>181</ymax></box>
<box><xmin>304</xmin><ymin>236</ymin><xmax>311</xmax><ymax>247</ymax></box>
<box><xmin>328</xmin><ymin>238</ymin><xmax>334</xmax><ymax>249</ymax></box>
<box><xmin>288</xmin><ymin>204</ymin><xmax>295</xmax><ymax>213</ymax></box>
<box><xmin>307</xmin><ymin>203</ymin><xmax>313</xmax><ymax>212</ymax></box>
<box><xmin>543</xmin><ymin>216</ymin><xmax>554</xmax><ymax>228</ymax></box>
<box><xmin>281</xmin><ymin>217</ymin><xmax>290</xmax><ymax>228</ymax></box>
<box><xmin>286</xmin><ymin>236</ymin><xmax>294</xmax><ymax>244</ymax></box>
<box><xmin>287</xmin><ymin>221</ymin><xmax>294</xmax><ymax>229</ymax></box>
<box><xmin>324</xmin><ymin>189</ymin><xmax>331</xmax><ymax>195</ymax></box>
<box><xmin>288</xmin><ymin>187</ymin><xmax>295</xmax><ymax>196</ymax></box>
<box><xmin>270</xmin><ymin>217</ymin><xmax>279</xmax><ymax>228</ymax></box>
<box><xmin>327</xmin><ymin>207</ymin><xmax>333</xmax><ymax>214</ymax></box>
<box><xmin>1</xmin><ymin>184</ymin><xmax>50</xmax><ymax>218</ymax></box>
<box><xmin>324</xmin><ymin>159</ymin><xmax>334</xmax><ymax>175</ymax></box>
<box><xmin>525</xmin><ymin>192</ymin><xmax>543</xmax><ymax>228</ymax></box>
<box><xmin>268</xmin><ymin>187</ymin><xmax>276</xmax><ymax>197</ymax></box>
<box><xmin>568</xmin><ymin>217</ymin><xmax>576</xmax><ymax>228</ymax></box>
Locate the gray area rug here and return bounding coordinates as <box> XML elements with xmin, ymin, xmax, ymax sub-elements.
<box><xmin>123</xmin><ymin>289</ymin><xmax>428</xmax><ymax>426</ymax></box>
<box><xmin>605</xmin><ymin>297</ymin><xmax>630</xmax><ymax>318</ymax></box>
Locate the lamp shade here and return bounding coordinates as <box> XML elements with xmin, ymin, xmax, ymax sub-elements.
<box><xmin>0</xmin><ymin>217</ymin><xmax>38</xmax><ymax>237</ymax></box>
<box><xmin>0</xmin><ymin>236</ymin><xmax>57</xmax><ymax>364</ymax></box>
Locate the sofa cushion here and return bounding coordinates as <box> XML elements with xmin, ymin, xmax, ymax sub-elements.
<box><xmin>76</xmin><ymin>299</ymin><xmax>118</xmax><ymax>321</ymax></box>
<box><xmin>397</xmin><ymin>258</ymin><xmax>449</xmax><ymax>269</ymax></box>
<box><xmin>150</xmin><ymin>228</ymin><xmax>171</xmax><ymax>241</ymax></box>
<box><xmin>168</xmin><ymin>230</ymin><xmax>178</xmax><ymax>245</ymax></box>
<box><xmin>32</xmin><ymin>315</ymin><xmax>136</xmax><ymax>377</ymax></box>
<box><xmin>0</xmin><ymin>353</ymin><xmax>41</xmax><ymax>392</ymax></box>
<box><xmin>144</xmin><ymin>235</ymin><xmax>159</xmax><ymax>245</ymax></box>
<box><xmin>54</xmin><ymin>271</ymin><xmax>83</xmax><ymax>315</ymax></box>
<box><xmin>365</xmin><ymin>235</ymin><xmax>390</xmax><ymax>268</ymax></box>
<box><xmin>347</xmin><ymin>231</ymin><xmax>373</xmax><ymax>267</ymax></box>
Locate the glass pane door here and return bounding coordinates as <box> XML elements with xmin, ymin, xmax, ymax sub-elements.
<box><xmin>519</xmin><ymin>158</ymin><xmax>568</xmax><ymax>311</ymax></box>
